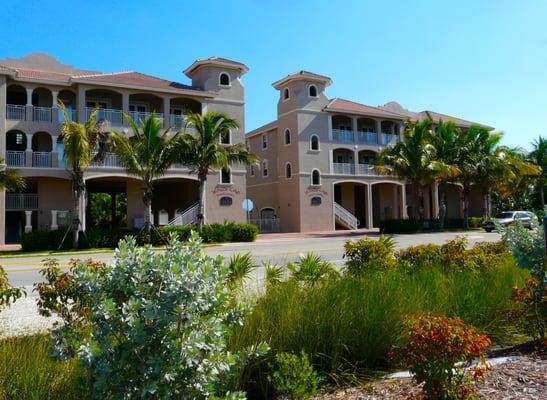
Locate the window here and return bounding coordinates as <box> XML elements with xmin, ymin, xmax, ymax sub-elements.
<box><xmin>262</xmin><ymin>160</ymin><xmax>269</xmax><ymax>177</ymax></box>
<box><xmin>310</xmin><ymin>197</ymin><xmax>322</xmax><ymax>206</ymax></box>
<box><xmin>310</xmin><ymin>135</ymin><xmax>319</xmax><ymax>150</ymax></box>
<box><xmin>284</xmin><ymin>129</ymin><xmax>291</xmax><ymax>145</ymax></box>
<box><xmin>16</xmin><ymin>132</ymin><xmax>24</xmax><ymax>145</ymax></box>
<box><xmin>283</xmin><ymin>88</ymin><xmax>290</xmax><ymax>100</ymax></box>
<box><xmin>220</xmin><ymin>129</ymin><xmax>231</xmax><ymax>144</ymax></box>
<box><xmin>309</xmin><ymin>85</ymin><xmax>318</xmax><ymax>97</ymax></box>
<box><xmin>311</xmin><ymin>169</ymin><xmax>321</xmax><ymax>185</ymax></box>
<box><xmin>219</xmin><ymin>196</ymin><xmax>233</xmax><ymax>206</ymax></box>
<box><xmin>221</xmin><ymin>167</ymin><xmax>231</xmax><ymax>184</ymax></box>
<box><xmin>285</xmin><ymin>163</ymin><xmax>292</xmax><ymax>179</ymax></box>
<box><xmin>262</xmin><ymin>134</ymin><xmax>268</xmax><ymax>149</ymax></box>
<box><xmin>219</xmin><ymin>72</ymin><xmax>230</xmax><ymax>86</ymax></box>
<box><xmin>158</xmin><ymin>210</ymin><xmax>169</xmax><ymax>225</ymax></box>
<box><xmin>261</xmin><ymin>208</ymin><xmax>276</xmax><ymax>219</ymax></box>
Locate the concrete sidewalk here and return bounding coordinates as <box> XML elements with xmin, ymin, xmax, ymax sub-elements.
<box><xmin>256</xmin><ymin>228</ymin><xmax>379</xmax><ymax>241</ymax></box>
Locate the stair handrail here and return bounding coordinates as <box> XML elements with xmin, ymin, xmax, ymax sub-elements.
<box><xmin>168</xmin><ymin>202</ymin><xmax>199</xmax><ymax>226</ymax></box>
<box><xmin>334</xmin><ymin>202</ymin><xmax>360</xmax><ymax>229</ymax></box>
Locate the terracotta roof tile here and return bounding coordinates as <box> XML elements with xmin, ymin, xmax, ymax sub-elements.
<box><xmin>246</xmin><ymin>120</ymin><xmax>277</xmax><ymax>137</ymax></box>
<box><xmin>14</xmin><ymin>68</ymin><xmax>72</xmax><ymax>82</ymax></box>
<box><xmin>324</xmin><ymin>98</ymin><xmax>404</xmax><ymax>119</ymax></box>
<box><xmin>74</xmin><ymin>71</ymin><xmax>195</xmax><ymax>91</ymax></box>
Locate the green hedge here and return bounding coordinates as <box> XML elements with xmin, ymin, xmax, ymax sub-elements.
<box><xmin>379</xmin><ymin>217</ymin><xmax>483</xmax><ymax>234</ymax></box>
<box><xmin>21</xmin><ymin>222</ymin><xmax>258</xmax><ymax>252</ymax></box>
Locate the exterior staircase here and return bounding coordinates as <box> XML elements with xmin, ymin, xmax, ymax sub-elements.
<box><xmin>334</xmin><ymin>202</ymin><xmax>360</xmax><ymax>230</ymax></box>
<box><xmin>168</xmin><ymin>203</ymin><xmax>199</xmax><ymax>226</ymax></box>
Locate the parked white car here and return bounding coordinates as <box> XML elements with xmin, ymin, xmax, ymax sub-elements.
<box><xmin>482</xmin><ymin>211</ymin><xmax>537</xmax><ymax>232</ymax></box>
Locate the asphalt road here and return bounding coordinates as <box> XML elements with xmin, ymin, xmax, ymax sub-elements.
<box><xmin>2</xmin><ymin>230</ymin><xmax>499</xmax><ymax>289</ymax></box>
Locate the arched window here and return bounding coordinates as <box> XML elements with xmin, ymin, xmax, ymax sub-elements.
<box><xmin>219</xmin><ymin>72</ymin><xmax>230</xmax><ymax>86</ymax></box>
<box><xmin>309</xmin><ymin>85</ymin><xmax>318</xmax><ymax>97</ymax></box>
<box><xmin>262</xmin><ymin>159</ymin><xmax>269</xmax><ymax>177</ymax></box>
<box><xmin>311</xmin><ymin>169</ymin><xmax>321</xmax><ymax>185</ymax></box>
<box><xmin>284</xmin><ymin>129</ymin><xmax>291</xmax><ymax>145</ymax></box>
<box><xmin>310</xmin><ymin>135</ymin><xmax>319</xmax><ymax>151</ymax></box>
<box><xmin>219</xmin><ymin>196</ymin><xmax>233</xmax><ymax>206</ymax></box>
<box><xmin>283</xmin><ymin>88</ymin><xmax>290</xmax><ymax>100</ymax></box>
<box><xmin>261</xmin><ymin>208</ymin><xmax>276</xmax><ymax>219</ymax></box>
<box><xmin>221</xmin><ymin>167</ymin><xmax>231</xmax><ymax>184</ymax></box>
<box><xmin>310</xmin><ymin>196</ymin><xmax>322</xmax><ymax>206</ymax></box>
<box><xmin>285</xmin><ymin>163</ymin><xmax>292</xmax><ymax>179</ymax></box>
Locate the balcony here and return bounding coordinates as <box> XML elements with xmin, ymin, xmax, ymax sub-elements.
<box><xmin>332</xmin><ymin>163</ymin><xmax>355</xmax><ymax>175</ymax></box>
<box><xmin>128</xmin><ymin>111</ymin><xmax>164</xmax><ymax>127</ymax></box>
<box><xmin>90</xmin><ymin>152</ymin><xmax>122</xmax><ymax>168</ymax></box>
<box><xmin>33</xmin><ymin>107</ymin><xmax>52</xmax><ymax>123</ymax></box>
<box><xmin>358</xmin><ymin>131</ymin><xmax>378</xmax><ymax>145</ymax></box>
<box><xmin>170</xmin><ymin>114</ymin><xmax>186</xmax><ymax>130</ymax></box>
<box><xmin>357</xmin><ymin>164</ymin><xmax>381</xmax><ymax>176</ymax></box>
<box><xmin>86</xmin><ymin>107</ymin><xmax>123</xmax><ymax>126</ymax></box>
<box><xmin>6</xmin><ymin>151</ymin><xmax>25</xmax><ymax>167</ymax></box>
<box><xmin>6</xmin><ymin>104</ymin><xmax>26</xmax><ymax>120</ymax></box>
<box><xmin>332</xmin><ymin>129</ymin><xmax>354</xmax><ymax>143</ymax></box>
<box><xmin>6</xmin><ymin>193</ymin><xmax>39</xmax><ymax>210</ymax></box>
<box><xmin>32</xmin><ymin>152</ymin><xmax>52</xmax><ymax>168</ymax></box>
<box><xmin>381</xmin><ymin>133</ymin><xmax>398</xmax><ymax>146</ymax></box>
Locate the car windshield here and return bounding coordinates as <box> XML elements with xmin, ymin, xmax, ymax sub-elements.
<box><xmin>496</xmin><ymin>212</ymin><xmax>514</xmax><ymax>219</ymax></box>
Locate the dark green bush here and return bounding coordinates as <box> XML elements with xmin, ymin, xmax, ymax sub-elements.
<box><xmin>379</xmin><ymin>218</ymin><xmax>480</xmax><ymax>233</ymax></box>
<box><xmin>268</xmin><ymin>351</ymin><xmax>324</xmax><ymax>399</ymax></box>
<box><xmin>343</xmin><ymin>235</ymin><xmax>396</xmax><ymax>276</ymax></box>
<box><xmin>232</xmin><ymin>223</ymin><xmax>259</xmax><ymax>242</ymax></box>
<box><xmin>379</xmin><ymin>219</ymin><xmax>421</xmax><ymax>233</ymax></box>
<box><xmin>21</xmin><ymin>229</ymin><xmax>77</xmax><ymax>252</ymax></box>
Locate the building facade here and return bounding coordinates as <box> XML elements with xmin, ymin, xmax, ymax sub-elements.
<box><xmin>0</xmin><ymin>53</ymin><xmax>248</xmax><ymax>245</ymax></box>
<box><xmin>246</xmin><ymin>71</ymin><xmax>486</xmax><ymax>232</ymax></box>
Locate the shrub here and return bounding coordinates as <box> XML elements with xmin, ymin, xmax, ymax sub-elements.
<box><xmin>268</xmin><ymin>351</ymin><xmax>324</xmax><ymax>400</ymax></box>
<box><xmin>0</xmin><ymin>265</ymin><xmax>23</xmax><ymax>309</ymax></box>
<box><xmin>468</xmin><ymin>216</ymin><xmax>483</xmax><ymax>228</ymax></box>
<box><xmin>392</xmin><ymin>313</ymin><xmax>491</xmax><ymax>399</ymax></box>
<box><xmin>264</xmin><ymin>262</ymin><xmax>284</xmax><ymax>288</ymax></box>
<box><xmin>287</xmin><ymin>253</ymin><xmax>338</xmax><ymax>287</ymax></box>
<box><xmin>343</xmin><ymin>235</ymin><xmax>396</xmax><ymax>276</ymax></box>
<box><xmin>66</xmin><ymin>234</ymin><xmax>248</xmax><ymax>399</ymax></box>
<box><xmin>379</xmin><ymin>219</ymin><xmax>421</xmax><ymax>233</ymax></box>
<box><xmin>509</xmin><ymin>277</ymin><xmax>547</xmax><ymax>341</ymax></box>
<box><xmin>231</xmin><ymin>223</ymin><xmax>259</xmax><ymax>242</ymax></box>
<box><xmin>228</xmin><ymin>253</ymin><xmax>257</xmax><ymax>288</ymax></box>
<box><xmin>21</xmin><ymin>229</ymin><xmax>76</xmax><ymax>251</ymax></box>
<box><xmin>396</xmin><ymin>243</ymin><xmax>442</xmax><ymax>268</ymax></box>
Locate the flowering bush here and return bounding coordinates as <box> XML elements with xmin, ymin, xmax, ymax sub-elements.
<box><xmin>0</xmin><ymin>265</ymin><xmax>23</xmax><ymax>309</ymax></box>
<box><xmin>392</xmin><ymin>313</ymin><xmax>491</xmax><ymax>399</ymax></box>
<box><xmin>343</xmin><ymin>235</ymin><xmax>396</xmax><ymax>276</ymax></box>
<box><xmin>498</xmin><ymin>220</ymin><xmax>546</xmax><ymax>340</ymax></box>
<box><xmin>67</xmin><ymin>233</ymin><xmax>253</xmax><ymax>399</ymax></box>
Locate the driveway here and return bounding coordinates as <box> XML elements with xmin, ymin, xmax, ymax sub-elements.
<box><xmin>2</xmin><ymin>230</ymin><xmax>499</xmax><ymax>289</ymax></box>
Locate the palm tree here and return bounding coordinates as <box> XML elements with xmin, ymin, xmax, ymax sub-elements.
<box><xmin>0</xmin><ymin>158</ymin><xmax>25</xmax><ymax>191</ymax></box>
<box><xmin>59</xmin><ymin>100</ymin><xmax>108</xmax><ymax>248</ymax></box>
<box><xmin>376</xmin><ymin>120</ymin><xmax>451</xmax><ymax>220</ymax></box>
<box><xmin>177</xmin><ymin>111</ymin><xmax>257</xmax><ymax>231</ymax></box>
<box><xmin>111</xmin><ymin>114</ymin><xmax>181</xmax><ymax>235</ymax></box>
<box><xmin>429</xmin><ymin>120</ymin><xmax>462</xmax><ymax>229</ymax></box>
<box><xmin>528</xmin><ymin>136</ymin><xmax>547</xmax><ymax>208</ymax></box>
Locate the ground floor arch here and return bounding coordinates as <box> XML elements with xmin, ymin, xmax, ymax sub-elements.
<box><xmin>371</xmin><ymin>182</ymin><xmax>405</xmax><ymax>227</ymax></box>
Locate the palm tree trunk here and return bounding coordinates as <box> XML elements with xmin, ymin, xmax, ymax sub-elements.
<box><xmin>143</xmin><ymin>188</ymin><xmax>153</xmax><ymax>236</ymax></box>
<box><xmin>463</xmin><ymin>185</ymin><xmax>471</xmax><ymax>229</ymax></box>
<box><xmin>72</xmin><ymin>190</ymin><xmax>81</xmax><ymax>249</ymax></box>
<box><xmin>438</xmin><ymin>182</ymin><xmax>447</xmax><ymax>230</ymax></box>
<box><xmin>197</xmin><ymin>174</ymin><xmax>207</xmax><ymax>232</ymax></box>
<box><xmin>417</xmin><ymin>184</ymin><xmax>425</xmax><ymax>220</ymax></box>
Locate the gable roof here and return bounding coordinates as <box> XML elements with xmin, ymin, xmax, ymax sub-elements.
<box><xmin>324</xmin><ymin>98</ymin><xmax>404</xmax><ymax>119</ymax></box>
<box><xmin>246</xmin><ymin>120</ymin><xmax>278</xmax><ymax>138</ymax></box>
<box><xmin>72</xmin><ymin>71</ymin><xmax>195</xmax><ymax>91</ymax></box>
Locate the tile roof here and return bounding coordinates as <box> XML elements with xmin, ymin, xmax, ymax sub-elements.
<box><xmin>272</xmin><ymin>70</ymin><xmax>332</xmax><ymax>89</ymax></box>
<box><xmin>184</xmin><ymin>56</ymin><xmax>249</xmax><ymax>76</ymax></box>
<box><xmin>246</xmin><ymin>120</ymin><xmax>278</xmax><ymax>137</ymax></box>
<box><xmin>13</xmin><ymin>68</ymin><xmax>73</xmax><ymax>83</ymax></box>
<box><xmin>419</xmin><ymin>110</ymin><xmax>487</xmax><ymax>128</ymax></box>
<box><xmin>324</xmin><ymin>98</ymin><xmax>404</xmax><ymax>119</ymax></box>
<box><xmin>73</xmin><ymin>71</ymin><xmax>195</xmax><ymax>91</ymax></box>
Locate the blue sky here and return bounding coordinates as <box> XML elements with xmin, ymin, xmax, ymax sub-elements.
<box><xmin>1</xmin><ymin>0</ymin><xmax>546</xmax><ymax>149</ymax></box>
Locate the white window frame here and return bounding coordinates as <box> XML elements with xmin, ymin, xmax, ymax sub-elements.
<box><xmin>282</xmin><ymin>87</ymin><xmax>290</xmax><ymax>101</ymax></box>
<box><xmin>310</xmin><ymin>134</ymin><xmax>320</xmax><ymax>151</ymax></box>
<box><xmin>262</xmin><ymin>134</ymin><xmax>268</xmax><ymax>150</ymax></box>
<box><xmin>284</xmin><ymin>129</ymin><xmax>291</xmax><ymax>145</ymax></box>
<box><xmin>220</xmin><ymin>129</ymin><xmax>232</xmax><ymax>145</ymax></box>
<box><xmin>262</xmin><ymin>159</ymin><xmax>269</xmax><ymax>177</ymax></box>
<box><xmin>311</xmin><ymin>169</ymin><xmax>321</xmax><ymax>186</ymax></box>
<box><xmin>219</xmin><ymin>72</ymin><xmax>231</xmax><ymax>87</ymax></box>
<box><xmin>220</xmin><ymin>167</ymin><xmax>232</xmax><ymax>184</ymax></box>
<box><xmin>285</xmin><ymin>162</ymin><xmax>292</xmax><ymax>179</ymax></box>
<box><xmin>308</xmin><ymin>84</ymin><xmax>318</xmax><ymax>98</ymax></box>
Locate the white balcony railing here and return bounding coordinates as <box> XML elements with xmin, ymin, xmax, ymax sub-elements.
<box><xmin>128</xmin><ymin>111</ymin><xmax>163</xmax><ymax>127</ymax></box>
<box><xmin>332</xmin><ymin>163</ymin><xmax>355</xmax><ymax>175</ymax></box>
<box><xmin>6</xmin><ymin>151</ymin><xmax>25</xmax><ymax>167</ymax></box>
<box><xmin>332</xmin><ymin>129</ymin><xmax>354</xmax><ymax>143</ymax></box>
<box><xmin>381</xmin><ymin>133</ymin><xmax>398</xmax><ymax>146</ymax></box>
<box><xmin>90</xmin><ymin>152</ymin><xmax>122</xmax><ymax>168</ymax></box>
<box><xmin>32</xmin><ymin>152</ymin><xmax>52</xmax><ymax>167</ymax></box>
<box><xmin>358</xmin><ymin>131</ymin><xmax>378</xmax><ymax>144</ymax></box>
<box><xmin>170</xmin><ymin>114</ymin><xmax>186</xmax><ymax>129</ymax></box>
<box><xmin>58</xmin><ymin>108</ymin><xmax>77</xmax><ymax>123</ymax></box>
<box><xmin>33</xmin><ymin>107</ymin><xmax>52</xmax><ymax>122</ymax></box>
<box><xmin>86</xmin><ymin>107</ymin><xmax>123</xmax><ymax>126</ymax></box>
<box><xmin>358</xmin><ymin>163</ymin><xmax>381</xmax><ymax>176</ymax></box>
<box><xmin>6</xmin><ymin>104</ymin><xmax>26</xmax><ymax>120</ymax></box>
<box><xmin>6</xmin><ymin>193</ymin><xmax>39</xmax><ymax>210</ymax></box>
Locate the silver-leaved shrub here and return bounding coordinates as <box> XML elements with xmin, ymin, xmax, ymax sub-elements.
<box><xmin>68</xmin><ymin>233</ymin><xmax>250</xmax><ymax>399</ymax></box>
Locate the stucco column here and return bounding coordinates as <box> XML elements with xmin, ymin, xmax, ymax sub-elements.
<box><xmin>163</xmin><ymin>96</ymin><xmax>171</xmax><ymax>128</ymax></box>
<box><xmin>353</xmin><ymin>148</ymin><xmax>359</xmax><ymax>175</ymax></box>
<box><xmin>328</xmin><ymin>114</ymin><xmax>333</xmax><ymax>140</ymax></box>
<box><xmin>51</xmin><ymin>135</ymin><xmax>59</xmax><ymax>168</ymax></box>
<box><xmin>392</xmin><ymin>185</ymin><xmax>398</xmax><ymax>219</ymax></box>
<box><xmin>401</xmin><ymin>185</ymin><xmax>408</xmax><ymax>219</ymax></box>
<box><xmin>77</xmin><ymin>86</ymin><xmax>86</xmax><ymax>123</ymax></box>
<box><xmin>366</xmin><ymin>184</ymin><xmax>373</xmax><ymax>229</ymax></box>
<box><xmin>432</xmin><ymin>183</ymin><xmax>439</xmax><ymax>219</ymax></box>
<box><xmin>352</xmin><ymin>117</ymin><xmax>358</xmax><ymax>143</ymax></box>
<box><xmin>51</xmin><ymin>90</ymin><xmax>59</xmax><ymax>123</ymax></box>
<box><xmin>376</xmin><ymin>120</ymin><xmax>382</xmax><ymax>144</ymax></box>
<box><xmin>25</xmin><ymin>87</ymin><xmax>34</xmax><ymax>121</ymax></box>
<box><xmin>0</xmin><ymin>190</ymin><xmax>5</xmax><ymax>245</ymax></box>
<box><xmin>122</xmin><ymin>92</ymin><xmax>130</xmax><ymax>125</ymax></box>
<box><xmin>24</xmin><ymin>210</ymin><xmax>33</xmax><ymax>233</ymax></box>
<box><xmin>50</xmin><ymin>210</ymin><xmax>58</xmax><ymax>230</ymax></box>
<box><xmin>25</xmin><ymin>133</ymin><xmax>33</xmax><ymax>167</ymax></box>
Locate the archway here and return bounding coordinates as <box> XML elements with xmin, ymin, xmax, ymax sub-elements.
<box><xmin>6</xmin><ymin>130</ymin><xmax>27</xmax><ymax>167</ymax></box>
<box><xmin>333</xmin><ymin>181</ymin><xmax>369</xmax><ymax>229</ymax></box>
<box><xmin>371</xmin><ymin>182</ymin><xmax>405</xmax><ymax>226</ymax></box>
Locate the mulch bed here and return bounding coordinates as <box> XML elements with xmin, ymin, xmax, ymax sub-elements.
<box><xmin>310</xmin><ymin>353</ymin><xmax>546</xmax><ymax>399</ymax></box>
